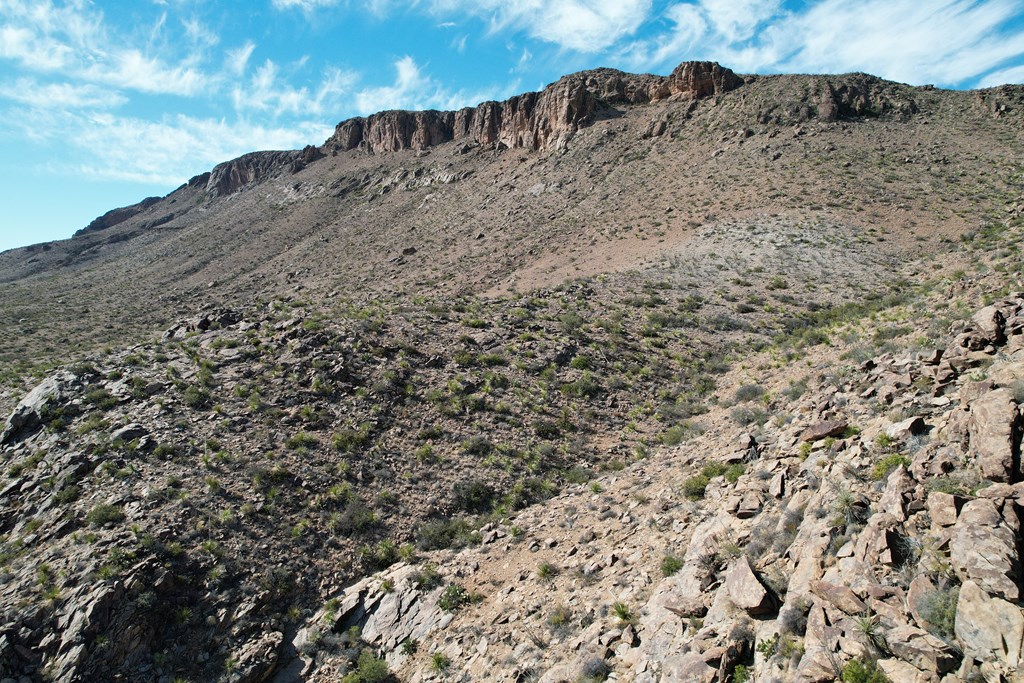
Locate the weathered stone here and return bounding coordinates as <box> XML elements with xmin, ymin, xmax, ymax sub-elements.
<box><xmin>809</xmin><ymin>580</ymin><xmax>868</xmax><ymax>615</ymax></box>
<box><xmin>926</xmin><ymin>491</ymin><xmax>961</xmax><ymax>527</ymax></box>
<box><xmin>661</xmin><ymin>652</ymin><xmax>717</xmax><ymax>683</ymax></box>
<box><xmin>885</xmin><ymin>624</ymin><xmax>958</xmax><ymax>674</ymax></box>
<box><xmin>955</xmin><ymin>580</ymin><xmax>1024</xmax><ymax>669</ymax></box>
<box><xmin>949</xmin><ymin>498</ymin><xmax>1021</xmax><ymax>600</ymax></box>
<box><xmin>800</xmin><ymin>419</ymin><xmax>848</xmax><ymax>442</ymax></box>
<box><xmin>1</xmin><ymin>372</ymin><xmax>69</xmax><ymax>444</ymax></box>
<box><xmin>967</xmin><ymin>388</ymin><xmax>1021</xmax><ymax>482</ymax></box>
<box><xmin>887</xmin><ymin>416</ymin><xmax>927</xmax><ymax>440</ymax></box>
<box><xmin>725</xmin><ymin>557</ymin><xmax>775</xmax><ymax>615</ymax></box>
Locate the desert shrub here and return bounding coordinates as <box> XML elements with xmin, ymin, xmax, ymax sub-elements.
<box><xmin>461</xmin><ymin>435</ymin><xmax>493</xmax><ymax>457</ymax></box>
<box><xmin>182</xmin><ymin>385</ymin><xmax>211</xmax><ymax>409</ymax></box>
<box><xmin>86</xmin><ymin>388</ymin><xmax>118</xmax><ymax>410</ymax></box>
<box><xmin>437</xmin><ymin>583</ymin><xmax>474</xmax><ymax>612</ymax></box>
<box><xmin>731</xmin><ymin>405</ymin><xmax>768</xmax><ymax>426</ymax></box>
<box><xmin>340</xmin><ymin>649</ymin><xmax>390</xmax><ymax>683</ymax></box>
<box><xmin>871</xmin><ymin>453</ymin><xmax>911</xmax><ymax>481</ymax></box>
<box><xmin>918</xmin><ymin>585</ymin><xmax>959</xmax><ymax>640</ymax></box>
<box><xmin>683</xmin><ymin>474</ymin><xmax>710</xmax><ymax>499</ymax></box>
<box><xmin>286</xmin><ymin>431</ymin><xmax>318</xmax><ymax>450</ymax></box>
<box><xmin>734</xmin><ymin>383</ymin><xmax>765</xmax><ymax>403</ymax></box>
<box><xmin>331</xmin><ymin>500</ymin><xmax>378</xmax><ymax>535</ymax></box>
<box><xmin>561</xmin><ymin>372</ymin><xmax>601</xmax><ymax>399</ymax></box>
<box><xmin>86</xmin><ymin>503</ymin><xmax>124</xmax><ymax>527</ymax></box>
<box><xmin>841</xmin><ymin>658</ymin><xmax>890</xmax><ymax>683</ymax></box>
<box><xmin>612</xmin><ymin>601</ymin><xmax>635</xmax><ymax>625</ymax></box>
<box><xmin>431</xmin><ymin>653</ymin><xmax>451</xmax><ymax>671</ymax></box>
<box><xmin>416</xmin><ymin>517</ymin><xmax>479</xmax><ymax>550</ymax></box>
<box><xmin>661</xmin><ymin>554</ymin><xmax>683</xmax><ymax>577</ymax></box>
<box><xmin>661</xmin><ymin>422</ymin><xmax>698</xmax><ymax>446</ymax></box>
<box><xmin>725</xmin><ymin>464</ymin><xmax>745</xmax><ymax>483</ymax></box>
<box><xmin>411</xmin><ymin>563</ymin><xmax>443</xmax><ymax>590</ymax></box>
<box><xmin>578</xmin><ymin>657</ymin><xmax>610</xmax><ymax>682</ymax></box>
<box><xmin>333</xmin><ymin>424</ymin><xmax>372</xmax><ymax>453</ymax></box>
<box><xmin>452</xmin><ymin>480</ymin><xmax>495</xmax><ymax>513</ymax></box>
<box><xmin>532</xmin><ymin>419</ymin><xmax>560</xmax><ymax>439</ymax></box>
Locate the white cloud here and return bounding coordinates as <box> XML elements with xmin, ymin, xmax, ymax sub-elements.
<box><xmin>226</xmin><ymin>41</ymin><xmax>256</xmax><ymax>76</ymax></box>
<box><xmin>353</xmin><ymin>55</ymin><xmax>519</xmax><ymax>114</ymax></box>
<box><xmin>618</xmin><ymin>0</ymin><xmax>1024</xmax><ymax>87</ymax></box>
<box><xmin>426</xmin><ymin>0</ymin><xmax>653</xmax><ymax>52</ymax></box>
<box><xmin>232</xmin><ymin>58</ymin><xmax>357</xmax><ymax>115</ymax></box>
<box><xmin>979</xmin><ymin>63</ymin><xmax>1024</xmax><ymax>87</ymax></box>
<box><xmin>67</xmin><ymin>113</ymin><xmax>335</xmax><ymax>184</ymax></box>
<box><xmin>354</xmin><ymin>55</ymin><xmax>434</xmax><ymax>113</ymax></box>
<box><xmin>271</xmin><ymin>0</ymin><xmax>340</xmax><ymax>10</ymax></box>
<box><xmin>0</xmin><ymin>77</ymin><xmax>126</xmax><ymax>109</ymax></box>
<box><xmin>0</xmin><ymin>0</ymin><xmax>214</xmax><ymax>96</ymax></box>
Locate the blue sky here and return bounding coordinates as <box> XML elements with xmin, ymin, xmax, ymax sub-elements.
<box><xmin>1</xmin><ymin>0</ymin><xmax>1023</xmax><ymax>252</ymax></box>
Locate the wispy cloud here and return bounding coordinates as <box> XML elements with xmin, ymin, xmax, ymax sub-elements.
<box><xmin>0</xmin><ymin>77</ymin><xmax>127</xmax><ymax>109</ymax></box>
<box><xmin>0</xmin><ymin>0</ymin><xmax>214</xmax><ymax>96</ymax></box>
<box><xmin>618</xmin><ymin>0</ymin><xmax>1024</xmax><ymax>87</ymax></box>
<box><xmin>427</xmin><ymin>0</ymin><xmax>653</xmax><ymax>52</ymax></box>
<box><xmin>231</xmin><ymin>59</ymin><xmax>358</xmax><ymax>115</ymax></box>
<box><xmin>353</xmin><ymin>55</ymin><xmax>518</xmax><ymax>114</ymax></box>
<box><xmin>271</xmin><ymin>0</ymin><xmax>340</xmax><ymax>10</ymax></box>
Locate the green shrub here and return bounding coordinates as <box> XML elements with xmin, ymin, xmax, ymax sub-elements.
<box><xmin>182</xmin><ymin>385</ymin><xmax>211</xmax><ymax>409</ymax></box>
<box><xmin>661</xmin><ymin>554</ymin><xmax>683</xmax><ymax>577</ymax></box>
<box><xmin>841</xmin><ymin>658</ymin><xmax>890</xmax><ymax>683</ymax></box>
<box><xmin>870</xmin><ymin>453</ymin><xmax>910</xmax><ymax>481</ymax></box>
<box><xmin>431</xmin><ymin>652</ymin><xmax>451</xmax><ymax>672</ymax></box>
<box><xmin>452</xmin><ymin>480</ymin><xmax>495</xmax><ymax>513</ymax></box>
<box><xmin>416</xmin><ymin>517</ymin><xmax>479</xmax><ymax>550</ymax></box>
<box><xmin>537</xmin><ymin>562</ymin><xmax>559</xmax><ymax>580</ymax></box>
<box><xmin>683</xmin><ymin>474</ymin><xmax>710</xmax><ymax>499</ymax></box>
<box><xmin>86</xmin><ymin>503</ymin><xmax>124</xmax><ymax>527</ymax></box>
<box><xmin>734</xmin><ymin>383</ymin><xmax>765</xmax><ymax>403</ymax></box>
<box><xmin>918</xmin><ymin>585</ymin><xmax>959</xmax><ymax>640</ymax></box>
<box><xmin>438</xmin><ymin>583</ymin><xmax>475</xmax><ymax>612</ymax></box>
<box><xmin>461</xmin><ymin>435</ymin><xmax>493</xmax><ymax>456</ymax></box>
<box><xmin>340</xmin><ymin>649</ymin><xmax>390</xmax><ymax>683</ymax></box>
<box><xmin>612</xmin><ymin>601</ymin><xmax>635</xmax><ymax>625</ymax></box>
<box><xmin>286</xmin><ymin>431</ymin><xmax>318</xmax><ymax>451</ymax></box>
<box><xmin>725</xmin><ymin>464</ymin><xmax>745</xmax><ymax>483</ymax></box>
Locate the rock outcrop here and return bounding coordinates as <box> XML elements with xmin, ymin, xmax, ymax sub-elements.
<box><xmin>325</xmin><ymin>62</ymin><xmax>743</xmax><ymax>155</ymax></box>
<box><xmin>74</xmin><ymin>196</ymin><xmax>162</xmax><ymax>237</ymax></box>
<box><xmin>205</xmin><ymin>150</ymin><xmax>305</xmax><ymax>197</ymax></box>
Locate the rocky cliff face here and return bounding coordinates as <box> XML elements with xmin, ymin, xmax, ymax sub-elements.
<box><xmin>74</xmin><ymin>197</ymin><xmax>162</xmax><ymax>237</ymax></box>
<box><xmin>325</xmin><ymin>61</ymin><xmax>743</xmax><ymax>155</ymax></box>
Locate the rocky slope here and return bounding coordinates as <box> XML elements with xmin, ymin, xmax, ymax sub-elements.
<box><xmin>0</xmin><ymin>60</ymin><xmax>1023</xmax><ymax>683</ymax></box>
<box><xmin>0</xmin><ymin>61</ymin><xmax>1021</xmax><ymax>398</ymax></box>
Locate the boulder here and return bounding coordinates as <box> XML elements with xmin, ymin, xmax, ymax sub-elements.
<box><xmin>955</xmin><ymin>580</ymin><xmax>1024</xmax><ymax>670</ymax></box>
<box><xmin>725</xmin><ymin>557</ymin><xmax>775</xmax><ymax>615</ymax></box>
<box><xmin>886</xmin><ymin>416</ymin><xmax>927</xmax><ymax>440</ymax></box>
<box><xmin>884</xmin><ymin>624</ymin><xmax>958</xmax><ymax>674</ymax></box>
<box><xmin>661</xmin><ymin>652</ymin><xmax>717</xmax><ymax>683</ymax></box>
<box><xmin>0</xmin><ymin>372</ymin><xmax>69</xmax><ymax>444</ymax></box>
<box><xmin>967</xmin><ymin>388</ymin><xmax>1021</xmax><ymax>482</ymax></box>
<box><xmin>800</xmin><ymin>420</ymin><xmax>848</xmax><ymax>442</ymax></box>
<box><xmin>949</xmin><ymin>498</ymin><xmax>1021</xmax><ymax>601</ymax></box>
<box><xmin>926</xmin><ymin>491</ymin><xmax>961</xmax><ymax>527</ymax></box>
<box><xmin>809</xmin><ymin>580</ymin><xmax>868</xmax><ymax>615</ymax></box>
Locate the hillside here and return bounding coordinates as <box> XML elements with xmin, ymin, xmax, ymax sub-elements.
<box><xmin>0</xmin><ymin>61</ymin><xmax>1023</xmax><ymax>682</ymax></box>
